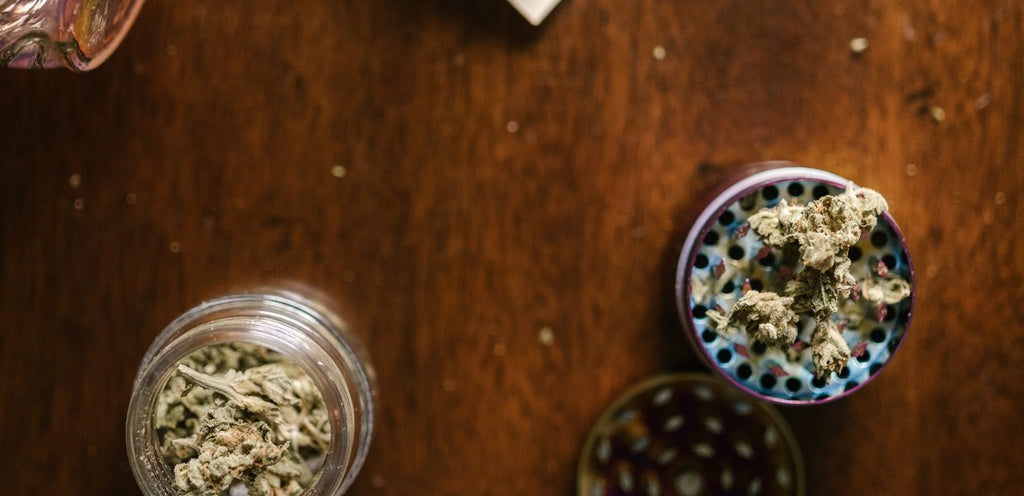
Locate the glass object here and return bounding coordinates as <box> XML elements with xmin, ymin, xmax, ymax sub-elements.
<box><xmin>675</xmin><ymin>163</ymin><xmax>915</xmax><ymax>404</ymax></box>
<box><xmin>1</xmin><ymin>0</ymin><xmax>145</xmax><ymax>70</ymax></box>
<box><xmin>126</xmin><ymin>291</ymin><xmax>376</xmax><ymax>495</ymax></box>
<box><xmin>578</xmin><ymin>373</ymin><xmax>805</xmax><ymax>496</ymax></box>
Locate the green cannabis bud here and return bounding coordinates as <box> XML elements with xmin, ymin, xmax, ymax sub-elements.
<box><xmin>723</xmin><ymin>290</ymin><xmax>800</xmax><ymax>346</ymax></box>
<box><xmin>707</xmin><ymin>187</ymin><xmax>911</xmax><ymax>381</ymax></box>
<box><xmin>155</xmin><ymin>343</ymin><xmax>330</xmax><ymax>496</ymax></box>
<box><xmin>810</xmin><ymin>320</ymin><xmax>850</xmax><ymax>378</ymax></box>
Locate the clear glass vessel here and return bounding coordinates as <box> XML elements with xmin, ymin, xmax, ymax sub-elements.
<box><xmin>578</xmin><ymin>373</ymin><xmax>805</xmax><ymax>496</ymax></box>
<box><xmin>1</xmin><ymin>0</ymin><xmax>145</xmax><ymax>70</ymax></box>
<box><xmin>126</xmin><ymin>291</ymin><xmax>376</xmax><ymax>495</ymax></box>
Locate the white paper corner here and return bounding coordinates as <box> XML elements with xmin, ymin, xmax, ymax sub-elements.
<box><xmin>507</xmin><ymin>0</ymin><xmax>562</xmax><ymax>26</ymax></box>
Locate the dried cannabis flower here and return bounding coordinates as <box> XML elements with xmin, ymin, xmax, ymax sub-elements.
<box><xmin>707</xmin><ymin>186</ymin><xmax>911</xmax><ymax>382</ymax></box>
<box><xmin>155</xmin><ymin>343</ymin><xmax>330</xmax><ymax>496</ymax></box>
<box><xmin>716</xmin><ymin>290</ymin><xmax>800</xmax><ymax>346</ymax></box>
<box><xmin>860</xmin><ymin>276</ymin><xmax>912</xmax><ymax>308</ymax></box>
<box><xmin>171</xmin><ymin>405</ymin><xmax>289</xmax><ymax>495</ymax></box>
<box><xmin>810</xmin><ymin>320</ymin><xmax>850</xmax><ymax>378</ymax></box>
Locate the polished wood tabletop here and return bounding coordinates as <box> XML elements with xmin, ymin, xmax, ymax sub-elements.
<box><xmin>1</xmin><ymin>1</ymin><xmax>1022</xmax><ymax>494</ymax></box>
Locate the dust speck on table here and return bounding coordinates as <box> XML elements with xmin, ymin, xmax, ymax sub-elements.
<box><xmin>849</xmin><ymin>37</ymin><xmax>869</xmax><ymax>54</ymax></box>
<box><xmin>493</xmin><ymin>342</ymin><xmax>507</xmax><ymax>357</ymax></box>
<box><xmin>545</xmin><ymin>459</ymin><xmax>559</xmax><ymax>473</ymax></box>
<box><xmin>538</xmin><ymin>326</ymin><xmax>555</xmax><ymax>346</ymax></box>
<box><xmin>976</xmin><ymin>93</ymin><xmax>992</xmax><ymax>110</ymax></box>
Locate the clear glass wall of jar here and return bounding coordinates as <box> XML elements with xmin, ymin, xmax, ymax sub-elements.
<box><xmin>126</xmin><ymin>291</ymin><xmax>376</xmax><ymax>495</ymax></box>
<box><xmin>1</xmin><ymin>0</ymin><xmax>145</xmax><ymax>70</ymax></box>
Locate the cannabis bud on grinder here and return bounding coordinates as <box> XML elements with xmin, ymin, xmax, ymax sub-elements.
<box><xmin>127</xmin><ymin>292</ymin><xmax>376</xmax><ymax>495</ymax></box>
<box><xmin>675</xmin><ymin>164</ymin><xmax>915</xmax><ymax>404</ymax></box>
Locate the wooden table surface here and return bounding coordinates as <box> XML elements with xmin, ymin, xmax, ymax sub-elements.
<box><xmin>1</xmin><ymin>1</ymin><xmax>1022</xmax><ymax>494</ymax></box>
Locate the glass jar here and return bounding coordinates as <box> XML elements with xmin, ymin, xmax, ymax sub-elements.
<box><xmin>126</xmin><ymin>291</ymin><xmax>376</xmax><ymax>495</ymax></box>
<box><xmin>1</xmin><ymin>0</ymin><xmax>145</xmax><ymax>70</ymax></box>
<box><xmin>578</xmin><ymin>373</ymin><xmax>805</xmax><ymax>496</ymax></box>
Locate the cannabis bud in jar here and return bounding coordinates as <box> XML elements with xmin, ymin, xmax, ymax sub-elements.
<box><xmin>705</xmin><ymin>187</ymin><xmax>912</xmax><ymax>382</ymax></box>
<box><xmin>155</xmin><ymin>343</ymin><xmax>329</xmax><ymax>495</ymax></box>
<box><xmin>127</xmin><ymin>293</ymin><xmax>375</xmax><ymax>496</ymax></box>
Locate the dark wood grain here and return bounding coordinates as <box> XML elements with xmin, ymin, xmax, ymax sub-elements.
<box><xmin>1</xmin><ymin>1</ymin><xmax>1022</xmax><ymax>494</ymax></box>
